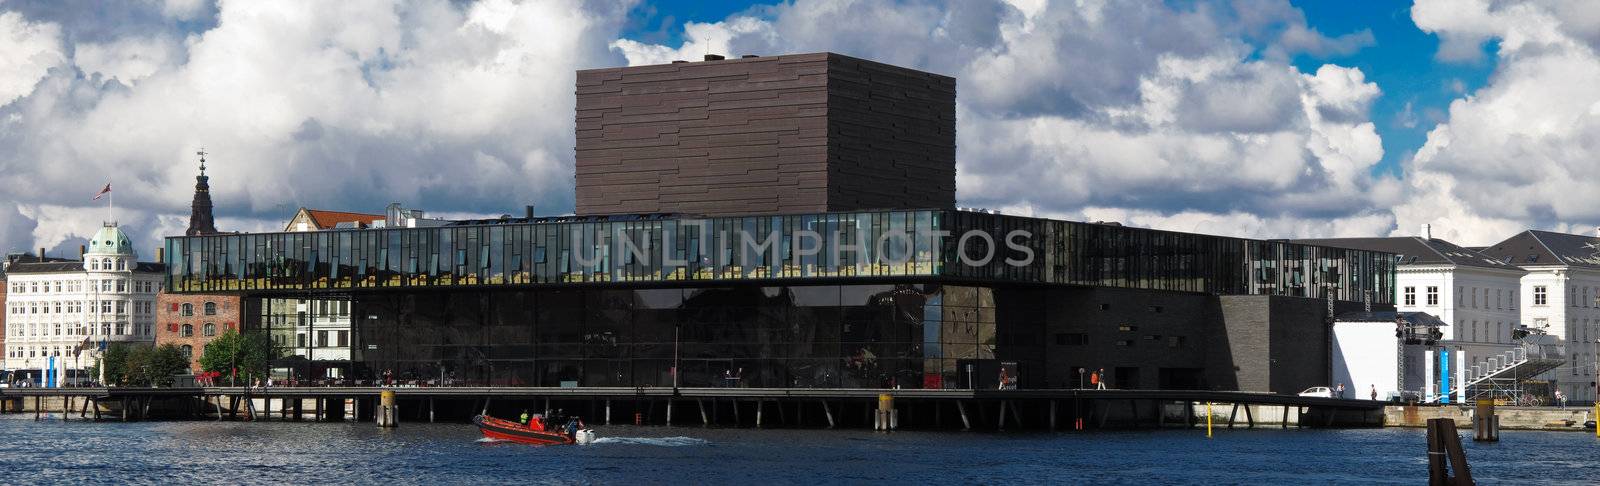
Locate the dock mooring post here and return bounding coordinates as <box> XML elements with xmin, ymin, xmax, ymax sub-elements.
<box><xmin>875</xmin><ymin>394</ymin><xmax>897</xmax><ymax>431</ymax></box>
<box><xmin>377</xmin><ymin>390</ymin><xmax>399</xmax><ymax>428</ymax></box>
<box><xmin>605</xmin><ymin>399</ymin><xmax>611</xmax><ymax>426</ymax></box>
<box><xmin>1427</xmin><ymin>418</ymin><xmax>1474</xmax><ymax>485</ymax></box>
<box><xmin>1472</xmin><ymin>399</ymin><xmax>1498</xmax><ymax>442</ymax></box>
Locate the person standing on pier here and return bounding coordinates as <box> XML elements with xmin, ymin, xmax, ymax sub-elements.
<box><xmin>1335</xmin><ymin>383</ymin><xmax>1345</xmax><ymax>399</ymax></box>
<box><xmin>1370</xmin><ymin>385</ymin><xmax>1377</xmax><ymax>401</ymax></box>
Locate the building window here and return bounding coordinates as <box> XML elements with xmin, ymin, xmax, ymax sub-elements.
<box><xmin>181</xmin><ymin>324</ymin><xmax>193</xmax><ymax>337</ymax></box>
<box><xmin>204</xmin><ymin>302</ymin><xmax>217</xmax><ymax>316</ymax></box>
<box><xmin>203</xmin><ymin>323</ymin><xmax>216</xmax><ymax>336</ymax></box>
<box><xmin>1535</xmin><ymin>286</ymin><xmax>1548</xmax><ymax>306</ymax></box>
<box><xmin>180</xmin><ymin>345</ymin><xmax>193</xmax><ymax>360</ymax></box>
<box><xmin>181</xmin><ymin>303</ymin><xmax>194</xmax><ymax>316</ymax></box>
<box><xmin>1403</xmin><ymin>287</ymin><xmax>1416</xmax><ymax>306</ymax></box>
<box><xmin>337</xmin><ymin>330</ymin><xmax>349</xmax><ymax>347</ymax></box>
<box><xmin>1055</xmin><ymin>333</ymin><xmax>1087</xmax><ymax>345</ymax></box>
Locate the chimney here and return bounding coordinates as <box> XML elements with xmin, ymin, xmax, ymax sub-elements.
<box><xmin>79</xmin><ymin>245</ymin><xmax>86</xmax><ymax>258</ymax></box>
<box><xmin>525</xmin><ymin>205</ymin><xmax>536</xmax><ymax>219</ymax></box>
<box><xmin>703</xmin><ymin>54</ymin><xmax>725</xmax><ymax>61</ymax></box>
<box><xmin>38</xmin><ymin>247</ymin><xmax>45</xmax><ymax>259</ymax></box>
<box><xmin>1420</xmin><ymin>224</ymin><xmax>1432</xmax><ymax>240</ymax></box>
<box><xmin>156</xmin><ymin>247</ymin><xmax>164</xmax><ymax>264</ymax></box>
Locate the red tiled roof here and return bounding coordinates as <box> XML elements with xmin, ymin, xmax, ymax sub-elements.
<box><xmin>302</xmin><ymin>209</ymin><xmax>383</xmax><ymax>230</ymax></box>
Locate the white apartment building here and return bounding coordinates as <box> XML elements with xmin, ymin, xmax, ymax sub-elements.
<box><xmin>1481</xmin><ymin>229</ymin><xmax>1600</xmax><ymax>403</ymax></box>
<box><xmin>2</xmin><ymin>223</ymin><xmax>164</xmax><ymax>385</ymax></box>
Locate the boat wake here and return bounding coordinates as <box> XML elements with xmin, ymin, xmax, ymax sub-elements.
<box><xmin>589</xmin><ymin>437</ymin><xmax>708</xmax><ymax>447</ymax></box>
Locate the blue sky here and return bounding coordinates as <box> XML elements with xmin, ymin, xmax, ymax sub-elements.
<box><xmin>1287</xmin><ymin>1</ymin><xmax>1495</xmax><ymax>178</ymax></box>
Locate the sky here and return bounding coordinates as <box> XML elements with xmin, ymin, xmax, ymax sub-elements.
<box><xmin>2</xmin><ymin>0</ymin><xmax>1600</xmax><ymax>259</ymax></box>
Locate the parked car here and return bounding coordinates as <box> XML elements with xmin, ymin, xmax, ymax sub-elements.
<box><xmin>1298</xmin><ymin>386</ymin><xmax>1334</xmax><ymax>398</ymax></box>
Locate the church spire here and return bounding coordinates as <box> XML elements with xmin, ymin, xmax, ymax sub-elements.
<box><xmin>186</xmin><ymin>148</ymin><xmax>219</xmax><ymax>236</ymax></box>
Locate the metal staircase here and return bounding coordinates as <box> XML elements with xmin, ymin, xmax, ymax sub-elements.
<box><xmin>1464</xmin><ymin>338</ymin><xmax>1565</xmax><ymax>403</ymax></box>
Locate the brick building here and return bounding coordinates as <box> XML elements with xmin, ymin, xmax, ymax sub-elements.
<box><xmin>155</xmin><ymin>291</ymin><xmax>242</xmax><ymax>371</ymax></box>
<box><xmin>153</xmin><ymin>151</ymin><xmax>241</xmax><ymax>372</ymax></box>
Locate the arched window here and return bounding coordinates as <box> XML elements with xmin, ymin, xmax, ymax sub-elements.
<box><xmin>180</xmin><ymin>345</ymin><xmax>193</xmax><ymax>360</ymax></box>
<box><xmin>89</xmin><ymin>260</ymin><xmax>99</xmax><ymax>270</ymax></box>
<box><xmin>181</xmin><ymin>324</ymin><xmax>193</xmax><ymax>337</ymax></box>
<box><xmin>204</xmin><ymin>302</ymin><xmax>217</xmax><ymax>316</ymax></box>
<box><xmin>117</xmin><ymin>259</ymin><xmax>126</xmax><ymax>271</ymax></box>
<box><xmin>203</xmin><ymin>323</ymin><xmax>216</xmax><ymax>337</ymax></box>
<box><xmin>181</xmin><ymin>304</ymin><xmax>194</xmax><ymax>316</ymax></box>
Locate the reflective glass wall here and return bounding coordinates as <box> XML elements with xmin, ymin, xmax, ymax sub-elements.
<box><xmin>169</xmin><ymin>209</ymin><xmax>1394</xmax><ymax>303</ymax></box>
<box><xmin>247</xmin><ymin>284</ymin><xmax>1002</xmax><ymax>389</ymax></box>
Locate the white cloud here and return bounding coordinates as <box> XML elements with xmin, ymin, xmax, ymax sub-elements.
<box><xmin>1396</xmin><ymin>0</ymin><xmax>1600</xmax><ymax>245</ymax></box>
<box><xmin>0</xmin><ymin>10</ymin><xmax>62</xmax><ymax>106</ymax></box>
<box><xmin>73</xmin><ymin>35</ymin><xmax>180</xmax><ymax>84</ymax></box>
<box><xmin>0</xmin><ymin>0</ymin><xmax>634</xmax><ymax>253</ymax></box>
<box><xmin>161</xmin><ymin>0</ymin><xmax>211</xmax><ymax>21</ymax></box>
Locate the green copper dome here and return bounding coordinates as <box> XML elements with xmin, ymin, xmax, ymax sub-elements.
<box><xmin>87</xmin><ymin>223</ymin><xmax>137</xmax><ymax>257</ymax></box>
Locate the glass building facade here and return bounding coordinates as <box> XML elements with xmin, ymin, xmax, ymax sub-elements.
<box><xmin>165</xmin><ymin>209</ymin><xmax>1395</xmax><ymax>389</ymax></box>
<box><xmin>258</xmin><ymin>285</ymin><xmax>1006</xmax><ymax>389</ymax></box>
<box><xmin>166</xmin><ymin>210</ymin><xmax>1395</xmax><ymax>303</ymax></box>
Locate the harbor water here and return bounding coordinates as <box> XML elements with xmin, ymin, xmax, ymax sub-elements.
<box><xmin>0</xmin><ymin>415</ymin><xmax>1595</xmax><ymax>484</ymax></box>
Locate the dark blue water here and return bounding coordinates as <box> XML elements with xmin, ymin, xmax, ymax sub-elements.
<box><xmin>0</xmin><ymin>415</ymin><xmax>1595</xmax><ymax>484</ymax></box>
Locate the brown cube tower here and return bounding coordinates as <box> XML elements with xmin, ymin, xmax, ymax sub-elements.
<box><xmin>575</xmin><ymin>52</ymin><xmax>956</xmax><ymax>216</ymax></box>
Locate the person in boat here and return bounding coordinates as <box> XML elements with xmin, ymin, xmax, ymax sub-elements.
<box><xmin>519</xmin><ymin>410</ymin><xmax>530</xmax><ymax>425</ymax></box>
<box><xmin>565</xmin><ymin>418</ymin><xmax>579</xmax><ymax>438</ymax></box>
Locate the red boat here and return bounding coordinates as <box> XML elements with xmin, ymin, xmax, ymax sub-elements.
<box><xmin>473</xmin><ymin>414</ymin><xmax>594</xmax><ymax>445</ymax></box>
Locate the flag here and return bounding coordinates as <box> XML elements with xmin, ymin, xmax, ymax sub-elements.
<box><xmin>92</xmin><ymin>183</ymin><xmax>111</xmax><ymax>200</ymax></box>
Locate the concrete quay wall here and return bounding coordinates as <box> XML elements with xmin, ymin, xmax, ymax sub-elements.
<box><xmin>1384</xmin><ymin>405</ymin><xmax>1596</xmax><ymax>431</ymax></box>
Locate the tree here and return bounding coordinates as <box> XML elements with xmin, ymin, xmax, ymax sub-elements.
<box><xmin>103</xmin><ymin>344</ymin><xmax>189</xmax><ymax>387</ymax></box>
<box><xmin>140</xmin><ymin>344</ymin><xmax>190</xmax><ymax>387</ymax></box>
<box><xmin>101</xmin><ymin>343</ymin><xmax>133</xmax><ymax>386</ymax></box>
<box><xmin>199</xmin><ymin>329</ymin><xmax>275</xmax><ymax>384</ymax></box>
